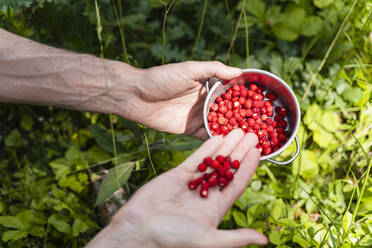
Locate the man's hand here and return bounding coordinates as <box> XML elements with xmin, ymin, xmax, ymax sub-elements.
<box><xmin>0</xmin><ymin>29</ymin><xmax>242</xmax><ymax>140</ymax></box>
<box><xmin>123</xmin><ymin>61</ymin><xmax>242</xmax><ymax>140</ymax></box>
<box><xmin>87</xmin><ymin>129</ymin><xmax>268</xmax><ymax>248</ymax></box>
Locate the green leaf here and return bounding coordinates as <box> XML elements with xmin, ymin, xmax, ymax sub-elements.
<box><xmin>235</xmin><ymin>187</ymin><xmax>276</xmax><ymax>210</ymax></box>
<box><xmin>88</xmin><ymin>146</ymin><xmax>111</xmax><ymax>163</ymax></box>
<box><xmin>2</xmin><ymin>230</ymin><xmax>28</xmax><ymax>242</ymax></box>
<box><xmin>48</xmin><ymin>214</ymin><xmax>71</xmax><ymax>234</ymax></box>
<box><xmin>313</xmin><ymin>0</ymin><xmax>333</xmax><ymax>9</ymax></box>
<box><xmin>342</xmin><ymin>85</ymin><xmax>364</xmax><ymax>105</ymax></box>
<box><xmin>313</xmin><ymin>128</ymin><xmax>334</xmax><ymax>148</ymax></box>
<box><xmin>5</xmin><ymin>129</ymin><xmax>22</xmax><ymax>147</ymax></box>
<box><xmin>16</xmin><ymin>210</ymin><xmax>33</xmax><ymax>229</ymax></box>
<box><xmin>154</xmin><ymin>136</ymin><xmax>202</xmax><ymax>151</ymax></box>
<box><xmin>65</xmin><ymin>145</ymin><xmax>83</xmax><ymax>162</ymax></box>
<box><xmin>120</xmin><ymin>118</ymin><xmax>142</xmax><ymax>138</ymax></box>
<box><xmin>89</xmin><ymin>125</ymin><xmax>125</xmax><ymax>154</ymax></box>
<box><xmin>72</xmin><ymin>218</ymin><xmax>89</xmax><ymax>237</ymax></box>
<box><xmin>301</xmin><ymin>16</ymin><xmax>323</xmax><ymax>36</ymax></box>
<box><xmin>272</xmin><ymin>5</ymin><xmax>306</xmax><ymax>41</ymax></box>
<box><xmin>0</xmin><ymin>216</ymin><xmax>24</xmax><ymax>229</ymax></box>
<box><xmin>292</xmin><ymin>150</ymin><xmax>319</xmax><ymax>179</ymax></box>
<box><xmin>271</xmin><ymin>199</ymin><xmax>285</xmax><ymax>220</ymax></box>
<box><xmin>0</xmin><ymin>0</ymin><xmax>33</xmax><ymax>13</ymax></box>
<box><xmin>246</xmin><ymin>0</ymin><xmax>266</xmax><ymax>20</ymax></box>
<box><xmin>293</xmin><ymin>230</ymin><xmax>310</xmax><ymax>247</ymax></box>
<box><xmin>320</xmin><ymin>111</ymin><xmax>340</xmax><ymax>132</ymax></box>
<box><xmin>58</xmin><ymin>175</ymin><xmax>84</xmax><ymax>193</ymax></box>
<box><xmin>20</xmin><ymin>115</ymin><xmax>33</xmax><ymax>131</ymax></box>
<box><xmin>304</xmin><ymin>104</ymin><xmax>322</xmax><ymax>131</ymax></box>
<box><xmin>95</xmin><ymin>162</ymin><xmax>135</xmax><ymax>205</ymax></box>
<box><xmin>269</xmin><ymin>229</ymin><xmax>281</xmax><ymax>245</ymax></box>
<box><xmin>28</xmin><ymin>225</ymin><xmax>45</xmax><ymax>237</ymax></box>
<box><xmin>251</xmin><ymin>180</ymin><xmax>262</xmax><ymax>191</ymax></box>
<box><xmin>232</xmin><ymin>210</ymin><xmax>248</xmax><ymax>227</ymax></box>
<box><xmin>49</xmin><ymin>158</ymin><xmax>71</xmax><ymax>179</ymax></box>
<box><xmin>265</xmin><ymin>5</ymin><xmax>281</xmax><ymax>25</ymax></box>
<box><xmin>342</xmin><ymin>211</ymin><xmax>352</xmax><ymax>232</ymax></box>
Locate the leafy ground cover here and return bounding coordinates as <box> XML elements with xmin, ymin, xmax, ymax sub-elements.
<box><xmin>0</xmin><ymin>0</ymin><xmax>371</xmax><ymax>247</ymax></box>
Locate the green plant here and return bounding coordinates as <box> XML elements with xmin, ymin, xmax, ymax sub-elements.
<box><xmin>0</xmin><ymin>0</ymin><xmax>371</xmax><ymax>247</ymax></box>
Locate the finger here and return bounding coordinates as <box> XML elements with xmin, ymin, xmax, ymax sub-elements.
<box><xmin>184</xmin><ymin>61</ymin><xmax>243</xmax><ymax>80</ymax></box>
<box><xmin>213</xmin><ymin>128</ymin><xmax>246</xmax><ymax>158</ymax></box>
<box><xmin>203</xmin><ymin>228</ymin><xmax>268</xmax><ymax>248</ymax></box>
<box><xmin>179</xmin><ymin>129</ymin><xmax>245</xmax><ymax>172</ymax></box>
<box><xmin>204</xmin><ymin>129</ymin><xmax>247</xmax><ymax>194</ymax></box>
<box><xmin>220</xmin><ymin>148</ymin><xmax>261</xmax><ymax>213</ymax></box>
<box><xmin>192</xmin><ymin>127</ymin><xmax>209</xmax><ymax>141</ymax></box>
<box><xmin>179</xmin><ymin>135</ymin><xmax>224</xmax><ymax>172</ymax></box>
<box><xmin>229</xmin><ymin>133</ymin><xmax>258</xmax><ymax>162</ymax></box>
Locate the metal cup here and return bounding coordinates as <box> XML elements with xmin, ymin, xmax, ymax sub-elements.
<box><xmin>203</xmin><ymin>69</ymin><xmax>301</xmax><ymax>165</ymax></box>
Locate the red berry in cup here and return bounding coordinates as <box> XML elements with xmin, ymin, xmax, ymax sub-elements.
<box><xmin>208</xmin><ymin>79</ymin><xmax>290</xmax><ymax>156</ymax></box>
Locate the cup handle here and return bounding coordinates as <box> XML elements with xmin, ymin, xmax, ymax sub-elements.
<box><xmin>267</xmin><ymin>136</ymin><xmax>300</xmax><ymax>165</ymax></box>
<box><xmin>205</xmin><ymin>78</ymin><xmax>210</xmax><ymax>94</ymax></box>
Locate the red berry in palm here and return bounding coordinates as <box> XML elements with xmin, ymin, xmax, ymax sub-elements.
<box><xmin>208</xmin><ymin>176</ymin><xmax>218</xmax><ymax>187</ymax></box>
<box><xmin>200</xmin><ymin>188</ymin><xmax>209</xmax><ymax>198</ymax></box>
<box><xmin>211</xmin><ymin>160</ymin><xmax>221</xmax><ymax>170</ymax></box>
<box><xmin>218</xmin><ymin>177</ymin><xmax>229</xmax><ymax>187</ymax></box>
<box><xmin>226</xmin><ymin>170</ymin><xmax>234</xmax><ymax>181</ymax></box>
<box><xmin>216</xmin><ymin>155</ymin><xmax>225</xmax><ymax>163</ymax></box>
<box><xmin>203</xmin><ymin>157</ymin><xmax>213</xmax><ymax>165</ymax></box>
<box><xmin>203</xmin><ymin>173</ymin><xmax>211</xmax><ymax>181</ymax></box>
<box><xmin>197</xmin><ymin>163</ymin><xmax>207</xmax><ymax>172</ymax></box>
<box><xmin>231</xmin><ymin>160</ymin><xmax>240</xmax><ymax>169</ymax></box>
<box><xmin>188</xmin><ymin>180</ymin><xmax>197</xmax><ymax>190</ymax></box>
<box><xmin>201</xmin><ymin>182</ymin><xmax>210</xmax><ymax>189</ymax></box>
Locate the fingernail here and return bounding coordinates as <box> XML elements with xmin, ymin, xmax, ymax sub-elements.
<box><xmin>228</xmin><ymin>67</ymin><xmax>243</xmax><ymax>74</ymax></box>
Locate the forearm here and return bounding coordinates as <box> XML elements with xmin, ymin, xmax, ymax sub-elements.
<box><xmin>0</xmin><ymin>28</ymin><xmax>143</xmax><ymax>117</ymax></box>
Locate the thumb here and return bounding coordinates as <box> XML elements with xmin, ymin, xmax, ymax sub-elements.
<box><xmin>184</xmin><ymin>61</ymin><xmax>243</xmax><ymax>80</ymax></box>
<box><xmin>204</xmin><ymin>228</ymin><xmax>268</xmax><ymax>248</ymax></box>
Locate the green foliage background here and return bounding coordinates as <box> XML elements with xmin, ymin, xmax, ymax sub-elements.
<box><xmin>0</xmin><ymin>0</ymin><xmax>371</xmax><ymax>247</ymax></box>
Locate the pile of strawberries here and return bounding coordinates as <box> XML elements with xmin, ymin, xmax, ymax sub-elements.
<box><xmin>207</xmin><ymin>83</ymin><xmax>289</xmax><ymax>156</ymax></box>
<box><xmin>188</xmin><ymin>155</ymin><xmax>240</xmax><ymax>198</ymax></box>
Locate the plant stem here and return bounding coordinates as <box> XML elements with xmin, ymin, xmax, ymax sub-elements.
<box><xmin>225</xmin><ymin>0</ymin><xmax>246</xmax><ymax>64</ymax></box>
<box><xmin>95</xmin><ymin>0</ymin><xmax>120</xmax><ymax>189</ymax></box>
<box><xmin>162</xmin><ymin>0</ymin><xmax>174</xmax><ymax>65</ymax></box>
<box><xmin>113</xmin><ymin>0</ymin><xmax>129</xmax><ymax>63</ymax></box>
<box><xmin>190</xmin><ymin>0</ymin><xmax>208</xmax><ymax>60</ymax></box>
<box><xmin>243</xmin><ymin>9</ymin><xmax>249</xmax><ymax>68</ymax></box>
<box><xmin>143</xmin><ymin>129</ymin><xmax>157</xmax><ymax>176</ymax></box>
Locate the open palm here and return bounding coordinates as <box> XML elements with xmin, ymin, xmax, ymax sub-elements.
<box><xmin>131</xmin><ymin>61</ymin><xmax>242</xmax><ymax>140</ymax></box>
<box><xmin>100</xmin><ymin>130</ymin><xmax>268</xmax><ymax>248</ymax></box>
